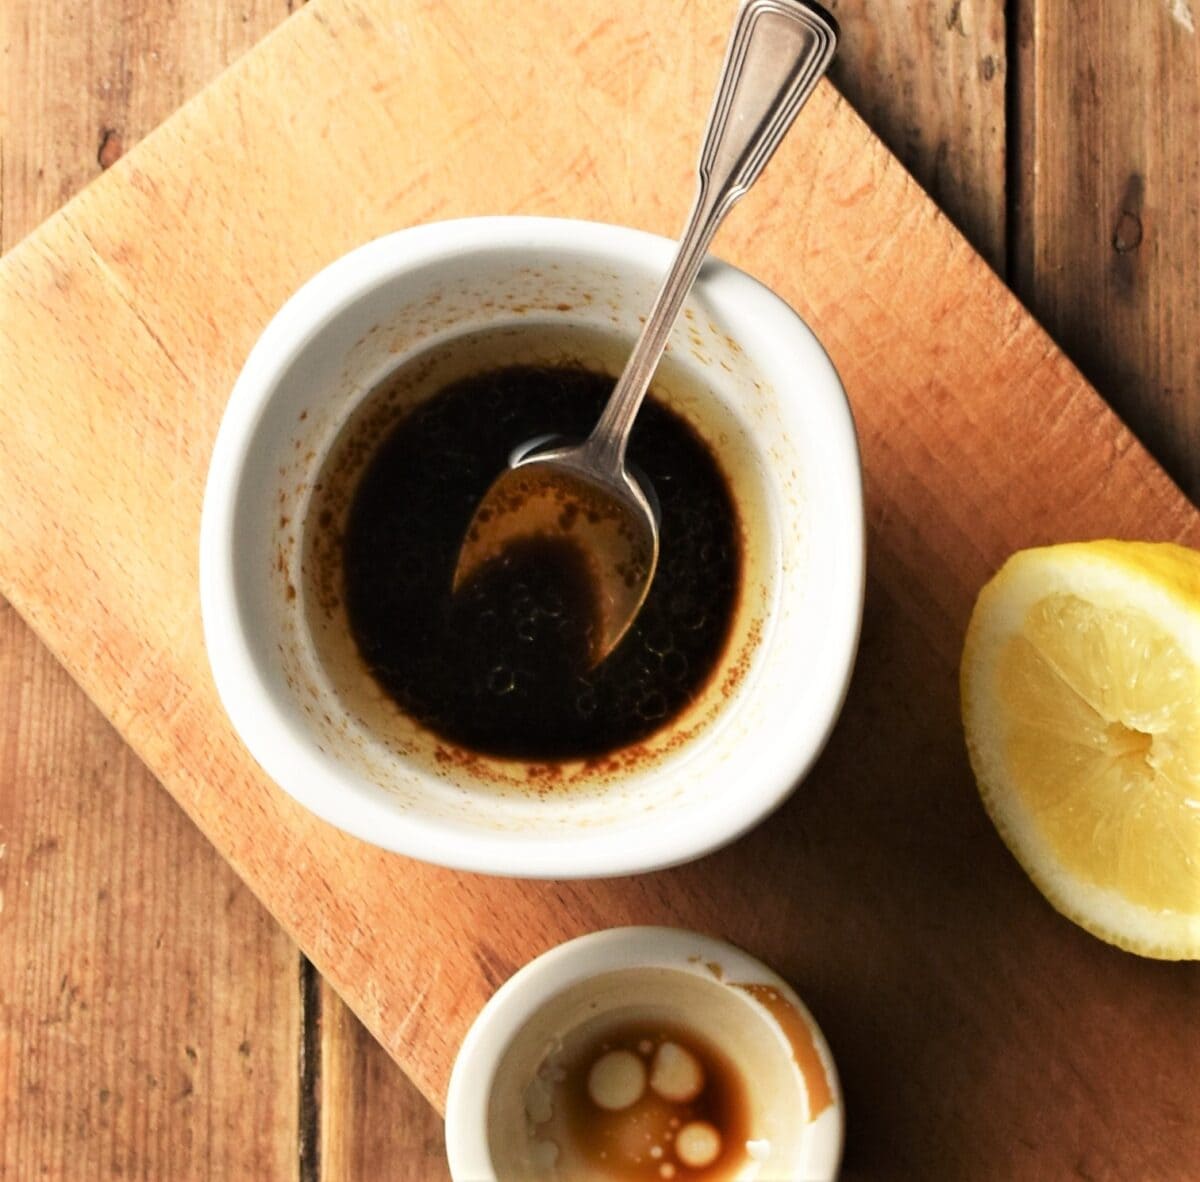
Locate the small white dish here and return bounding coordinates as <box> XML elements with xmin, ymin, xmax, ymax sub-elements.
<box><xmin>445</xmin><ymin>926</ymin><xmax>844</xmax><ymax>1181</ymax></box>
<box><xmin>200</xmin><ymin>217</ymin><xmax>863</xmax><ymax>877</ymax></box>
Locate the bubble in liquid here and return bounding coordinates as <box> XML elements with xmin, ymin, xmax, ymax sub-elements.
<box><xmin>662</xmin><ymin>650</ymin><xmax>689</xmax><ymax>681</ymax></box>
<box><xmin>649</xmin><ymin>1041</ymin><xmax>704</xmax><ymax>1103</ymax></box>
<box><xmin>487</xmin><ymin>665</ymin><xmax>516</xmax><ymax>695</ymax></box>
<box><xmin>638</xmin><ymin>656</ymin><xmax>664</xmax><ymax>681</ymax></box>
<box><xmin>676</xmin><ymin>1121</ymin><xmax>721</xmax><ymax>1169</ymax></box>
<box><xmin>668</xmin><ymin>591</ymin><xmax>696</xmax><ymax>620</ymax></box>
<box><xmin>587</xmin><ymin>1050</ymin><xmax>646</xmax><ymax>1111</ymax></box>
<box><xmin>637</xmin><ymin>692</ymin><xmax>669</xmax><ymax>722</ymax></box>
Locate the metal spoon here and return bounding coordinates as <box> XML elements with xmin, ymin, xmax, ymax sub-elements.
<box><xmin>454</xmin><ymin>0</ymin><xmax>838</xmax><ymax>665</ymax></box>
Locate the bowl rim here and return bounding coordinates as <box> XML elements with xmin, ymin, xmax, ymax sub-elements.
<box><xmin>443</xmin><ymin>925</ymin><xmax>845</xmax><ymax>1181</ymax></box>
<box><xmin>199</xmin><ymin>215</ymin><xmax>864</xmax><ymax>877</ymax></box>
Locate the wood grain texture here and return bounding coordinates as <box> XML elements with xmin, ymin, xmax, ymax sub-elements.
<box><xmin>0</xmin><ymin>603</ymin><xmax>300</xmax><ymax>1179</ymax></box>
<box><xmin>0</xmin><ymin>3</ymin><xmax>303</xmax><ymax>1178</ymax></box>
<box><xmin>1</xmin><ymin>0</ymin><xmax>443</xmax><ymax>1177</ymax></box>
<box><xmin>1012</xmin><ymin>0</ymin><xmax>1200</xmax><ymax>499</ymax></box>
<box><xmin>0</xmin><ymin>1</ymin><xmax>1017</xmax><ymax>1177</ymax></box>
<box><xmin>319</xmin><ymin>978</ymin><xmax>451</xmax><ymax>1182</ymax></box>
<box><xmin>0</xmin><ymin>0</ymin><xmax>298</xmax><ymax>245</ymax></box>
<box><xmin>0</xmin><ymin>0</ymin><xmax>1197</xmax><ymax>1175</ymax></box>
<box><xmin>828</xmin><ymin>0</ymin><xmax>1008</xmax><ymax>270</ymax></box>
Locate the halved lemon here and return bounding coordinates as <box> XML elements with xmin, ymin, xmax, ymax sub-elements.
<box><xmin>961</xmin><ymin>541</ymin><xmax>1200</xmax><ymax>959</ymax></box>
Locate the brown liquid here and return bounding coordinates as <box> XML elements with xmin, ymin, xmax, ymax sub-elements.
<box><xmin>341</xmin><ymin>363</ymin><xmax>741</xmax><ymax>761</ymax></box>
<box><xmin>556</xmin><ymin>1021</ymin><xmax>750</xmax><ymax>1181</ymax></box>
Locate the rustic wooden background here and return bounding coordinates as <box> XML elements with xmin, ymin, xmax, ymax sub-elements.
<box><xmin>0</xmin><ymin>0</ymin><xmax>1196</xmax><ymax>1177</ymax></box>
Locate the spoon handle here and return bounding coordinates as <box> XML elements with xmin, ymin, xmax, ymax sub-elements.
<box><xmin>584</xmin><ymin>0</ymin><xmax>838</xmax><ymax>473</ymax></box>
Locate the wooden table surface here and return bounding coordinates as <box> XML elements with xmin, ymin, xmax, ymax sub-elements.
<box><xmin>0</xmin><ymin>1</ymin><xmax>1196</xmax><ymax>1178</ymax></box>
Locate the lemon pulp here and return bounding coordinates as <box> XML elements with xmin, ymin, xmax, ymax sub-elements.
<box><xmin>999</xmin><ymin>593</ymin><xmax>1200</xmax><ymax>913</ymax></box>
<box><xmin>962</xmin><ymin>541</ymin><xmax>1200</xmax><ymax>959</ymax></box>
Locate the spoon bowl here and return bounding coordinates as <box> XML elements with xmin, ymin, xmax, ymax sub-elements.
<box><xmin>453</xmin><ymin>438</ymin><xmax>660</xmax><ymax>666</ymax></box>
<box><xmin>453</xmin><ymin>0</ymin><xmax>838</xmax><ymax>665</ymax></box>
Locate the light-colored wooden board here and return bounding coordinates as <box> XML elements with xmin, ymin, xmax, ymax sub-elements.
<box><xmin>1</xmin><ymin>0</ymin><xmax>1197</xmax><ymax>1174</ymax></box>
<box><xmin>1013</xmin><ymin>0</ymin><xmax>1200</xmax><ymax>499</ymax></box>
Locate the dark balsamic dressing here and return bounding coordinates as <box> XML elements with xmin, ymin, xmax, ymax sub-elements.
<box><xmin>342</xmin><ymin>364</ymin><xmax>740</xmax><ymax>761</ymax></box>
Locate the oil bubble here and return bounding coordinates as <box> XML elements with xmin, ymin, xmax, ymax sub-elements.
<box><xmin>488</xmin><ymin>666</ymin><xmax>516</xmax><ymax>695</ymax></box>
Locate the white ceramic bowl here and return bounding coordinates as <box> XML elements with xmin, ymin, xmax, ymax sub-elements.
<box><xmin>445</xmin><ymin>926</ymin><xmax>844</xmax><ymax>1181</ymax></box>
<box><xmin>200</xmin><ymin>217</ymin><xmax>863</xmax><ymax>877</ymax></box>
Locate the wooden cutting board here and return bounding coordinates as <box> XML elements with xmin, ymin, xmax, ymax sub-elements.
<box><xmin>1</xmin><ymin>0</ymin><xmax>1196</xmax><ymax>1174</ymax></box>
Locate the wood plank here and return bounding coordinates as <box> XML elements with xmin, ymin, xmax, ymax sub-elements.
<box><xmin>0</xmin><ymin>0</ymin><xmax>299</xmax><ymax>246</ymax></box>
<box><xmin>319</xmin><ymin>978</ymin><xmax>451</xmax><ymax>1182</ymax></box>
<box><xmin>0</xmin><ymin>0</ymin><xmax>1197</xmax><ymax>1174</ymax></box>
<box><xmin>1012</xmin><ymin>0</ymin><xmax>1200</xmax><ymax>499</ymax></box>
<box><xmin>829</xmin><ymin>0</ymin><xmax>1007</xmax><ymax>270</ymax></box>
<box><xmin>2</xmin><ymin>3</ymin><xmax>339</xmax><ymax>1179</ymax></box>
<box><xmin>0</xmin><ymin>602</ymin><xmax>300</xmax><ymax>1178</ymax></box>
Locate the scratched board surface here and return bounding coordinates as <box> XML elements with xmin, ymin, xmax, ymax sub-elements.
<box><xmin>0</xmin><ymin>1</ymin><xmax>1197</xmax><ymax>1175</ymax></box>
